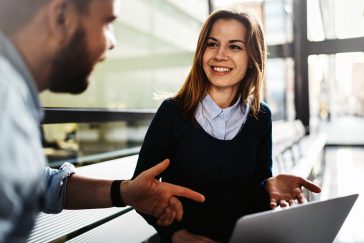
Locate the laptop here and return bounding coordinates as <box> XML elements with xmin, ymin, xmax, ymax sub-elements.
<box><xmin>230</xmin><ymin>194</ymin><xmax>358</xmax><ymax>243</ymax></box>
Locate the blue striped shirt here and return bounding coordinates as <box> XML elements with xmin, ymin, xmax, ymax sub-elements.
<box><xmin>0</xmin><ymin>31</ymin><xmax>75</xmax><ymax>243</ymax></box>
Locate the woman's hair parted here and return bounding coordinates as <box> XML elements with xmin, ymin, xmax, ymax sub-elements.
<box><xmin>174</xmin><ymin>8</ymin><xmax>267</xmax><ymax>118</ymax></box>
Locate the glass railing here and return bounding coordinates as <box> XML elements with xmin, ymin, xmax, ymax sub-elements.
<box><xmin>42</xmin><ymin>108</ymin><xmax>156</xmax><ymax>168</ymax></box>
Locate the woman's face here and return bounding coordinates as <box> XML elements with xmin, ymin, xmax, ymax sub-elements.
<box><xmin>202</xmin><ymin>18</ymin><xmax>249</xmax><ymax>95</ymax></box>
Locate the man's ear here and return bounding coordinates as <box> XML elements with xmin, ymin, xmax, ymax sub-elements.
<box><xmin>56</xmin><ymin>2</ymin><xmax>66</xmax><ymax>25</ymax></box>
<box><xmin>46</xmin><ymin>0</ymin><xmax>79</xmax><ymax>44</ymax></box>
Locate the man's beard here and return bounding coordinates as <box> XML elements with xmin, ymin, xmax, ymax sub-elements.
<box><xmin>49</xmin><ymin>28</ymin><xmax>94</xmax><ymax>94</ymax></box>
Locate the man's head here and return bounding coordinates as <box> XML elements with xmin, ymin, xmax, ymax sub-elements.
<box><xmin>0</xmin><ymin>0</ymin><xmax>118</xmax><ymax>94</ymax></box>
<box><xmin>0</xmin><ymin>0</ymin><xmax>91</xmax><ymax>35</ymax></box>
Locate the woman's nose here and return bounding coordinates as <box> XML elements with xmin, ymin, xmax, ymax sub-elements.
<box><xmin>214</xmin><ymin>47</ymin><xmax>229</xmax><ymax>61</ymax></box>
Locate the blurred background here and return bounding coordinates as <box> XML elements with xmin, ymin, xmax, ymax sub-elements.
<box><xmin>38</xmin><ymin>0</ymin><xmax>363</xmax><ymax>242</ymax></box>
<box><xmin>40</xmin><ymin>0</ymin><xmax>364</xmax><ymax>164</ymax></box>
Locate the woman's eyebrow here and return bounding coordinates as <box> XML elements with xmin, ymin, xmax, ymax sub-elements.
<box><xmin>229</xmin><ymin>40</ymin><xmax>245</xmax><ymax>44</ymax></box>
<box><xmin>207</xmin><ymin>37</ymin><xmax>218</xmax><ymax>41</ymax></box>
<box><xmin>207</xmin><ymin>37</ymin><xmax>245</xmax><ymax>44</ymax></box>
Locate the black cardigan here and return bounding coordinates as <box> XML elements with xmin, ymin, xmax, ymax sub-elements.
<box><xmin>133</xmin><ymin>99</ymin><xmax>272</xmax><ymax>242</ymax></box>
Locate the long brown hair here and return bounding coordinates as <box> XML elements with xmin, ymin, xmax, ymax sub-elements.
<box><xmin>174</xmin><ymin>9</ymin><xmax>266</xmax><ymax>118</ymax></box>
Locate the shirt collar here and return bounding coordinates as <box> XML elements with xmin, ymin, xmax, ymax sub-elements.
<box><xmin>223</xmin><ymin>96</ymin><xmax>243</xmax><ymax>121</ymax></box>
<box><xmin>201</xmin><ymin>94</ymin><xmax>244</xmax><ymax>121</ymax></box>
<box><xmin>0</xmin><ymin>31</ymin><xmax>43</xmax><ymax>122</ymax></box>
<box><xmin>201</xmin><ymin>94</ymin><xmax>223</xmax><ymax>119</ymax></box>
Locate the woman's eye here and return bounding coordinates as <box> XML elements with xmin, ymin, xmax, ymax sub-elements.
<box><xmin>207</xmin><ymin>42</ymin><xmax>218</xmax><ymax>47</ymax></box>
<box><xmin>230</xmin><ymin>45</ymin><xmax>242</xmax><ymax>50</ymax></box>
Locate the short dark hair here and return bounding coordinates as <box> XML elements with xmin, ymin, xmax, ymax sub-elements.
<box><xmin>0</xmin><ymin>0</ymin><xmax>92</xmax><ymax>35</ymax></box>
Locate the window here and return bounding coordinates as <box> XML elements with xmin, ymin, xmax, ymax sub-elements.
<box><xmin>308</xmin><ymin>52</ymin><xmax>364</xmax><ymax>124</ymax></box>
<box><xmin>308</xmin><ymin>0</ymin><xmax>364</xmax><ymax>41</ymax></box>
<box><xmin>40</xmin><ymin>0</ymin><xmax>209</xmax><ymax>109</ymax></box>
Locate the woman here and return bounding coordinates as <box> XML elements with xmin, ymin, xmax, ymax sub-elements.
<box><xmin>133</xmin><ymin>9</ymin><xmax>319</xmax><ymax>243</ymax></box>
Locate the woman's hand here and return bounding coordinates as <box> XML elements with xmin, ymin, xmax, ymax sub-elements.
<box><xmin>265</xmin><ymin>174</ymin><xmax>321</xmax><ymax>208</ymax></box>
<box><xmin>172</xmin><ymin>229</ymin><xmax>218</xmax><ymax>243</ymax></box>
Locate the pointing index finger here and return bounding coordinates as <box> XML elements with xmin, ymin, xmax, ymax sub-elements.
<box><xmin>165</xmin><ymin>183</ymin><xmax>205</xmax><ymax>203</ymax></box>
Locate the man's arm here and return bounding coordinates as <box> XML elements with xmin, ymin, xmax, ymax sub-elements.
<box><xmin>65</xmin><ymin>159</ymin><xmax>205</xmax><ymax>226</ymax></box>
<box><xmin>64</xmin><ymin>175</ymin><xmax>113</xmax><ymax>209</ymax></box>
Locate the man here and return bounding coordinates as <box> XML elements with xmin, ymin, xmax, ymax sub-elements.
<box><xmin>0</xmin><ymin>0</ymin><xmax>320</xmax><ymax>242</ymax></box>
<box><xmin>0</xmin><ymin>1</ymin><xmax>205</xmax><ymax>242</ymax></box>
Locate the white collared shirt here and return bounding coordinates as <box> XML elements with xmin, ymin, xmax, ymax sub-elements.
<box><xmin>194</xmin><ymin>94</ymin><xmax>250</xmax><ymax>140</ymax></box>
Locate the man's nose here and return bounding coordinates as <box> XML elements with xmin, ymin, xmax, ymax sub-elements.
<box><xmin>107</xmin><ymin>31</ymin><xmax>116</xmax><ymax>50</ymax></box>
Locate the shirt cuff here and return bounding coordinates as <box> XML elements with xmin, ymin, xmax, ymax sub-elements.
<box><xmin>41</xmin><ymin>162</ymin><xmax>76</xmax><ymax>214</ymax></box>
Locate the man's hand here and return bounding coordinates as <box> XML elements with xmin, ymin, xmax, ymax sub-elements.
<box><xmin>121</xmin><ymin>159</ymin><xmax>205</xmax><ymax>226</ymax></box>
<box><xmin>172</xmin><ymin>229</ymin><xmax>217</xmax><ymax>243</ymax></box>
<box><xmin>265</xmin><ymin>174</ymin><xmax>321</xmax><ymax>208</ymax></box>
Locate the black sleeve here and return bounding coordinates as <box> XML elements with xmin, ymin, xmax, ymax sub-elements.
<box><xmin>132</xmin><ymin>100</ymin><xmax>184</xmax><ymax>242</ymax></box>
<box><xmin>255</xmin><ymin>104</ymin><xmax>273</xmax><ymax>183</ymax></box>
<box><xmin>250</xmin><ymin>103</ymin><xmax>273</xmax><ymax>212</ymax></box>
